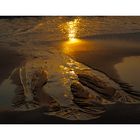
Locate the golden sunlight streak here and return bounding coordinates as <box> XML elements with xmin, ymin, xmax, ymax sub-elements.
<box><xmin>67</xmin><ymin>18</ymin><xmax>80</xmax><ymax>41</ymax></box>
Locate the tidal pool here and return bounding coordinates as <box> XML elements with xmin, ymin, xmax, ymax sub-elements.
<box><xmin>115</xmin><ymin>56</ymin><xmax>140</xmax><ymax>91</ymax></box>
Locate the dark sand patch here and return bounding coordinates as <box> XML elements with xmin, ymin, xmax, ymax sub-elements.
<box><xmin>0</xmin><ymin>104</ymin><xmax>139</xmax><ymax>124</ymax></box>
<box><xmin>82</xmin><ymin>32</ymin><xmax>140</xmax><ymax>42</ymax></box>
<box><xmin>0</xmin><ymin>47</ymin><xmax>24</xmax><ymax>84</ymax></box>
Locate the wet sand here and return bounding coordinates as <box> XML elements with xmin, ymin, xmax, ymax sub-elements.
<box><xmin>59</xmin><ymin>34</ymin><xmax>140</xmax><ymax>124</ymax></box>
<box><xmin>68</xmin><ymin>50</ymin><xmax>123</xmax><ymax>81</ymax></box>
<box><xmin>62</xmin><ymin>32</ymin><xmax>140</xmax><ymax>82</ymax></box>
<box><xmin>0</xmin><ymin>103</ymin><xmax>139</xmax><ymax>124</ymax></box>
<box><xmin>0</xmin><ymin>33</ymin><xmax>140</xmax><ymax>123</ymax></box>
<box><xmin>68</xmin><ymin>47</ymin><xmax>140</xmax><ymax>81</ymax></box>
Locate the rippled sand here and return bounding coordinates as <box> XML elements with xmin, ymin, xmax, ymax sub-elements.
<box><xmin>0</xmin><ymin>17</ymin><xmax>140</xmax><ymax>123</ymax></box>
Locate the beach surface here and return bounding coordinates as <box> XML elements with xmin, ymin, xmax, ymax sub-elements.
<box><xmin>0</xmin><ymin>17</ymin><xmax>140</xmax><ymax>123</ymax></box>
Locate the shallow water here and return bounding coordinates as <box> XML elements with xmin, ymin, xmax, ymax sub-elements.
<box><xmin>115</xmin><ymin>56</ymin><xmax>140</xmax><ymax>91</ymax></box>
<box><xmin>0</xmin><ymin>16</ymin><xmax>140</xmax><ymax>42</ymax></box>
<box><xmin>61</xmin><ymin>39</ymin><xmax>140</xmax><ymax>85</ymax></box>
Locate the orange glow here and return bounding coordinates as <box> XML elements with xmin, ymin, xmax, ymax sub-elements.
<box><xmin>66</xmin><ymin>38</ymin><xmax>80</xmax><ymax>44</ymax></box>
<box><xmin>62</xmin><ymin>39</ymin><xmax>95</xmax><ymax>54</ymax></box>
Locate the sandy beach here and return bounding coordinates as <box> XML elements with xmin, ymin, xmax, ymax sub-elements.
<box><xmin>0</xmin><ymin>33</ymin><xmax>140</xmax><ymax>123</ymax></box>
<box><xmin>0</xmin><ymin>17</ymin><xmax>140</xmax><ymax>123</ymax></box>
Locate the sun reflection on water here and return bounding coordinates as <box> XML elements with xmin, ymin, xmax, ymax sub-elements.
<box><xmin>59</xmin><ymin>18</ymin><xmax>95</xmax><ymax>55</ymax></box>
<box><xmin>59</xmin><ymin>18</ymin><xmax>80</xmax><ymax>41</ymax></box>
<box><xmin>67</xmin><ymin>18</ymin><xmax>80</xmax><ymax>41</ymax></box>
<box><xmin>62</xmin><ymin>39</ymin><xmax>91</xmax><ymax>54</ymax></box>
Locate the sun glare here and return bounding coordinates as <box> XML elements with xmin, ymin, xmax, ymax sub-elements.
<box><xmin>67</xmin><ymin>18</ymin><xmax>80</xmax><ymax>41</ymax></box>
